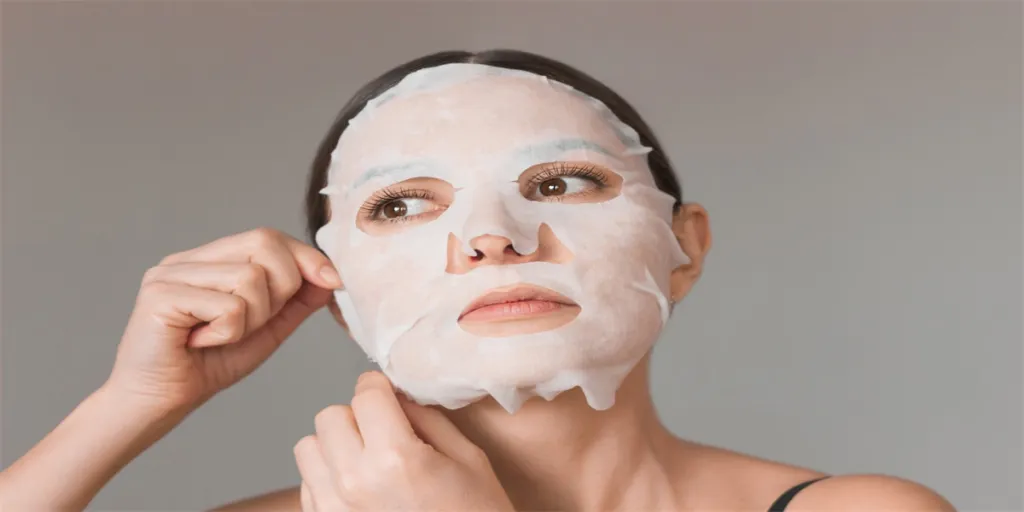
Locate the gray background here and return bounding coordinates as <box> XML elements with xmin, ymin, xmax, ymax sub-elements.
<box><xmin>3</xmin><ymin>1</ymin><xmax>1021</xmax><ymax>510</ymax></box>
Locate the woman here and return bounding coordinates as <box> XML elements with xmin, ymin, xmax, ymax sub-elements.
<box><xmin>0</xmin><ymin>49</ymin><xmax>955</xmax><ymax>511</ymax></box>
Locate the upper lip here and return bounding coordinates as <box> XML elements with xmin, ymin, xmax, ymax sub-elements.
<box><xmin>458</xmin><ymin>284</ymin><xmax>578</xmax><ymax>320</ymax></box>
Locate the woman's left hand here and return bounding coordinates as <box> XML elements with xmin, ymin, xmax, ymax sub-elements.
<box><xmin>294</xmin><ymin>371</ymin><xmax>515</xmax><ymax>512</ymax></box>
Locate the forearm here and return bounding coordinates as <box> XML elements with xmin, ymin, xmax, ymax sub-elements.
<box><xmin>0</xmin><ymin>385</ymin><xmax>189</xmax><ymax>511</ymax></box>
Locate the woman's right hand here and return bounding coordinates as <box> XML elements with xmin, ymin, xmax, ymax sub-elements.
<box><xmin>0</xmin><ymin>228</ymin><xmax>343</xmax><ymax>511</ymax></box>
<box><xmin>105</xmin><ymin>227</ymin><xmax>343</xmax><ymax>416</ymax></box>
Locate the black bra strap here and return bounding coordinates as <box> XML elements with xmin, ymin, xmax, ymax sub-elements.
<box><xmin>767</xmin><ymin>476</ymin><xmax>830</xmax><ymax>511</ymax></box>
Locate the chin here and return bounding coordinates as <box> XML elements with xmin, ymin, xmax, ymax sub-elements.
<box><xmin>383</xmin><ymin>310</ymin><xmax>663</xmax><ymax>414</ymax></box>
<box><xmin>386</xmin><ymin>357</ymin><xmax>642</xmax><ymax>414</ymax></box>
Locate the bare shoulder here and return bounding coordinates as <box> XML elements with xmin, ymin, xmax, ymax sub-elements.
<box><xmin>787</xmin><ymin>474</ymin><xmax>956</xmax><ymax>511</ymax></box>
<box><xmin>207</xmin><ymin>486</ymin><xmax>301</xmax><ymax>512</ymax></box>
<box><xmin>672</xmin><ymin>442</ymin><xmax>954</xmax><ymax>510</ymax></box>
<box><xmin>675</xmin><ymin>441</ymin><xmax>826</xmax><ymax>509</ymax></box>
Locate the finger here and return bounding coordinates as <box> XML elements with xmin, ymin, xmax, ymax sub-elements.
<box><xmin>159</xmin><ymin>229</ymin><xmax>301</xmax><ymax>314</ymax></box>
<box><xmin>162</xmin><ymin>228</ymin><xmax>342</xmax><ymax>312</ymax></box>
<box><xmin>313</xmin><ymin>405</ymin><xmax>363</xmax><ymax>475</ymax></box>
<box><xmin>300</xmin><ymin>482</ymin><xmax>317</xmax><ymax>512</ymax></box>
<box><xmin>143</xmin><ymin>262</ymin><xmax>272</xmax><ymax>335</ymax></box>
<box><xmin>349</xmin><ymin>372</ymin><xmax>418</xmax><ymax>448</ymax></box>
<box><xmin>135</xmin><ymin>282</ymin><xmax>247</xmax><ymax>348</ymax></box>
<box><xmin>280</xmin><ymin>234</ymin><xmax>344</xmax><ymax>290</ymax></box>
<box><xmin>261</xmin><ymin>281</ymin><xmax>334</xmax><ymax>346</ymax></box>
<box><xmin>294</xmin><ymin>435</ymin><xmax>345</xmax><ymax>512</ymax></box>
<box><xmin>214</xmin><ymin>281</ymin><xmax>333</xmax><ymax>371</ymax></box>
<box><xmin>400</xmin><ymin>396</ymin><xmax>484</xmax><ymax>467</ymax></box>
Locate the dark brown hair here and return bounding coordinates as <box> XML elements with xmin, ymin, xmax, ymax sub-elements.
<box><xmin>304</xmin><ymin>49</ymin><xmax>681</xmax><ymax>247</ymax></box>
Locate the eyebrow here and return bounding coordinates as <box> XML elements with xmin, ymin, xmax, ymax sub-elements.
<box><xmin>349</xmin><ymin>138</ymin><xmax>617</xmax><ymax>191</ymax></box>
<box><xmin>511</xmin><ymin>137</ymin><xmax>618</xmax><ymax>162</ymax></box>
<box><xmin>351</xmin><ymin>160</ymin><xmax>434</xmax><ymax>190</ymax></box>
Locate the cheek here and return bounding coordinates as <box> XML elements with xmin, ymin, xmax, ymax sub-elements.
<box><xmin>341</xmin><ymin>241</ymin><xmax>417</xmax><ymax>300</ymax></box>
<box><xmin>336</xmin><ymin>221</ymin><xmax>450</xmax><ymax>306</ymax></box>
<box><xmin>542</xmin><ymin>199</ymin><xmax>680</xmax><ymax>300</ymax></box>
<box><xmin>543</xmin><ymin>201</ymin><xmax>665</xmax><ymax>261</ymax></box>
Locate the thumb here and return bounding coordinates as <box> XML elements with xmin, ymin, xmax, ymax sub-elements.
<box><xmin>223</xmin><ymin>281</ymin><xmax>333</xmax><ymax>368</ymax></box>
<box><xmin>262</xmin><ymin>281</ymin><xmax>334</xmax><ymax>343</ymax></box>
<box><xmin>400</xmin><ymin>396</ymin><xmax>484</xmax><ymax>467</ymax></box>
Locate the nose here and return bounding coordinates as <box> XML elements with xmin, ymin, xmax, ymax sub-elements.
<box><xmin>468</xmin><ymin>234</ymin><xmax>527</xmax><ymax>265</ymax></box>
<box><xmin>445</xmin><ymin>224</ymin><xmax>574</xmax><ymax>275</ymax></box>
<box><xmin>445</xmin><ymin>234</ymin><xmax>533</xmax><ymax>275</ymax></box>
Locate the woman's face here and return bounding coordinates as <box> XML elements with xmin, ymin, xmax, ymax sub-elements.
<box><xmin>316</xmin><ymin>68</ymin><xmax>689</xmax><ymax>412</ymax></box>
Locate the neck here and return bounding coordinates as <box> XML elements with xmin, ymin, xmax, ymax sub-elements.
<box><xmin>443</xmin><ymin>356</ymin><xmax>682</xmax><ymax>511</ymax></box>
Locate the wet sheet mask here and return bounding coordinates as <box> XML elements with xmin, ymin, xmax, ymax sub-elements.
<box><xmin>316</xmin><ymin>63</ymin><xmax>689</xmax><ymax>413</ymax></box>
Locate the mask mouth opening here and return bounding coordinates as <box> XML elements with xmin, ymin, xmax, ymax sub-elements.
<box><xmin>456</xmin><ymin>283</ymin><xmax>581</xmax><ymax>337</ymax></box>
<box><xmin>459</xmin><ymin>283</ymin><xmax>578</xmax><ymax>320</ymax></box>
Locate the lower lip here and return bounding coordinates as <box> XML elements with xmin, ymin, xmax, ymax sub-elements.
<box><xmin>460</xmin><ymin>300</ymin><xmax>571</xmax><ymax>323</ymax></box>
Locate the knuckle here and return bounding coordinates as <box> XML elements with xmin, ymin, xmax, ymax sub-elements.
<box><xmin>249</xmin><ymin>227</ymin><xmax>281</xmax><ymax>248</ymax></box>
<box><xmin>157</xmin><ymin>252</ymin><xmax>182</xmax><ymax>266</ymax></box>
<box><xmin>353</xmin><ymin>371</ymin><xmax>391</xmax><ymax>394</ymax></box>
<box><xmin>368</xmin><ymin>447</ymin><xmax>412</xmax><ymax>477</ymax></box>
<box><xmin>382</xmin><ymin>441</ymin><xmax>429</xmax><ymax>469</ymax></box>
<box><xmin>378</xmin><ymin>447</ymin><xmax>409</xmax><ymax>470</ymax></box>
<box><xmin>465</xmin><ymin>445</ymin><xmax>491</xmax><ymax>467</ymax></box>
<box><xmin>357</xmin><ymin>370</ymin><xmax>387</xmax><ymax>385</ymax></box>
<box><xmin>138</xmin><ymin>280</ymin><xmax>171</xmax><ymax>299</ymax></box>
<box><xmin>141</xmin><ymin>266</ymin><xmax>163</xmax><ymax>285</ymax></box>
<box><xmin>237</xmin><ymin>263</ymin><xmax>267</xmax><ymax>287</ymax></box>
<box><xmin>347</xmin><ymin>445</ymin><xmax>430</xmax><ymax>496</ymax></box>
<box><xmin>293</xmin><ymin>435</ymin><xmax>317</xmax><ymax>457</ymax></box>
<box><xmin>350</xmin><ymin>388</ymin><xmax>391</xmax><ymax>409</ymax></box>
<box><xmin>224</xmin><ymin>295</ymin><xmax>248</xmax><ymax>318</ymax></box>
<box><xmin>280</xmin><ymin>272</ymin><xmax>303</xmax><ymax>297</ymax></box>
<box><xmin>337</xmin><ymin>471</ymin><xmax>365</xmax><ymax>495</ymax></box>
<box><xmin>313</xmin><ymin>404</ymin><xmax>350</xmax><ymax>430</ymax></box>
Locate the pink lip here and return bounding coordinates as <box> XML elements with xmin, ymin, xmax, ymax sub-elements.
<box><xmin>458</xmin><ymin>285</ymin><xmax>578</xmax><ymax>323</ymax></box>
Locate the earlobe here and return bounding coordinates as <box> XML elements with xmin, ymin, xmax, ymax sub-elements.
<box><xmin>668</xmin><ymin>203</ymin><xmax>711</xmax><ymax>303</ymax></box>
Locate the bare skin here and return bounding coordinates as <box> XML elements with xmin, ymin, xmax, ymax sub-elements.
<box><xmin>0</xmin><ymin>213</ymin><xmax>956</xmax><ymax>511</ymax></box>
<box><xmin>221</xmin><ymin>357</ymin><xmax>954</xmax><ymax>512</ymax></box>
<box><xmin>0</xmin><ymin>228</ymin><xmax>343</xmax><ymax>511</ymax></box>
<box><xmin>226</xmin><ymin>206</ymin><xmax>953</xmax><ymax>512</ymax></box>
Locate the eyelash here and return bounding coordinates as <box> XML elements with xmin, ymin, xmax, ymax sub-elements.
<box><xmin>359</xmin><ymin>187</ymin><xmax>435</xmax><ymax>223</ymax></box>
<box><xmin>359</xmin><ymin>163</ymin><xmax>608</xmax><ymax>223</ymax></box>
<box><xmin>527</xmin><ymin>162</ymin><xmax>609</xmax><ymax>198</ymax></box>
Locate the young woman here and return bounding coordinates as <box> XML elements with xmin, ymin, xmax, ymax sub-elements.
<box><xmin>0</xmin><ymin>49</ymin><xmax>955</xmax><ymax>512</ymax></box>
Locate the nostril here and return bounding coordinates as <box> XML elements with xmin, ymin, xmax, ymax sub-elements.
<box><xmin>471</xmin><ymin>249</ymin><xmax>485</xmax><ymax>262</ymax></box>
<box><xmin>504</xmin><ymin>245</ymin><xmax>519</xmax><ymax>256</ymax></box>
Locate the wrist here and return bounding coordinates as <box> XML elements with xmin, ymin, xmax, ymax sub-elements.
<box><xmin>82</xmin><ymin>384</ymin><xmax>193</xmax><ymax>472</ymax></box>
<box><xmin>94</xmin><ymin>381</ymin><xmax>195</xmax><ymax>429</ymax></box>
<box><xmin>0</xmin><ymin>384</ymin><xmax>194</xmax><ymax>511</ymax></box>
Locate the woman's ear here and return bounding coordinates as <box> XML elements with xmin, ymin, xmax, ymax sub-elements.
<box><xmin>326</xmin><ymin>295</ymin><xmax>352</xmax><ymax>338</ymax></box>
<box><xmin>670</xmin><ymin>203</ymin><xmax>711</xmax><ymax>302</ymax></box>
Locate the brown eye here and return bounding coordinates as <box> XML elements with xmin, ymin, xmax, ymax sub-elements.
<box><xmin>540</xmin><ymin>178</ymin><xmax>568</xmax><ymax>197</ymax></box>
<box><xmin>381</xmin><ymin>200</ymin><xmax>408</xmax><ymax>218</ymax></box>
<box><xmin>357</xmin><ymin>177</ymin><xmax>455</xmax><ymax>234</ymax></box>
<box><xmin>517</xmin><ymin>162</ymin><xmax>622</xmax><ymax>205</ymax></box>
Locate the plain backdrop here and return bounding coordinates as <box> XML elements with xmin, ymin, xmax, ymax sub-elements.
<box><xmin>3</xmin><ymin>1</ymin><xmax>1021</xmax><ymax>510</ymax></box>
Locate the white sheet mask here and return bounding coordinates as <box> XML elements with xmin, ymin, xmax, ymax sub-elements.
<box><xmin>316</xmin><ymin>63</ymin><xmax>689</xmax><ymax>413</ymax></box>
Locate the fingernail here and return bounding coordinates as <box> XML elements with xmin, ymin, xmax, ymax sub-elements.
<box><xmin>319</xmin><ymin>265</ymin><xmax>342</xmax><ymax>288</ymax></box>
<box><xmin>213</xmin><ymin>328</ymin><xmax>231</xmax><ymax>339</ymax></box>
